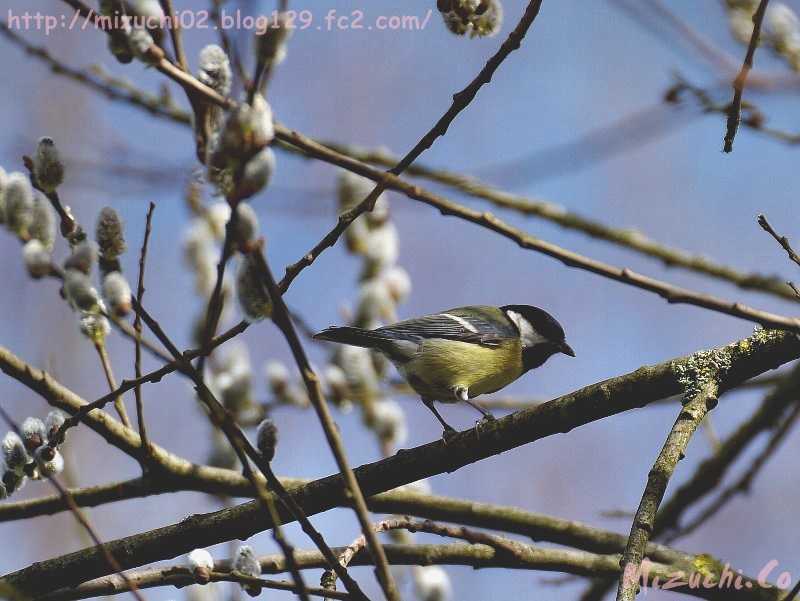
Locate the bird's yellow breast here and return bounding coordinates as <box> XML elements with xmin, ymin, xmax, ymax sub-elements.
<box><xmin>399</xmin><ymin>338</ymin><xmax>524</xmax><ymax>402</ymax></box>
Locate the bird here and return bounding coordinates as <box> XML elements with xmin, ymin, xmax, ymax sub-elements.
<box><xmin>314</xmin><ymin>304</ymin><xmax>574</xmax><ymax>437</ymax></box>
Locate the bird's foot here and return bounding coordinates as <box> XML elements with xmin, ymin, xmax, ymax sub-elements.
<box><xmin>474</xmin><ymin>415</ymin><xmax>496</xmax><ymax>439</ymax></box>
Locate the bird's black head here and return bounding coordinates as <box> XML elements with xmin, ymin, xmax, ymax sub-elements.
<box><xmin>501</xmin><ymin>304</ymin><xmax>575</xmax><ymax>371</ymax></box>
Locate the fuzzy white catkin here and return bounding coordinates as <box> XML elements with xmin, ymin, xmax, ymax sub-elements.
<box><xmin>127</xmin><ymin>0</ymin><xmax>166</xmax><ymax>23</ymax></box>
<box><xmin>183</xmin><ymin>219</ymin><xmax>215</xmax><ymax>268</ymax></box>
<box><xmin>372</xmin><ymin>399</ymin><xmax>407</xmax><ymax>445</ymax></box>
<box><xmin>414</xmin><ymin>566</ymin><xmax>452</xmax><ymax>601</ymax></box>
<box><xmin>45</xmin><ymin>410</ymin><xmax>66</xmax><ymax>441</ymax></box>
<box><xmin>103</xmin><ymin>272</ymin><xmax>133</xmax><ymax>317</ymax></box>
<box><xmin>324</xmin><ymin>364</ymin><xmax>349</xmax><ymax>402</ymax></box>
<box><xmin>206</xmin><ymin>203</ymin><xmax>231</xmax><ymax>241</ymax></box>
<box><xmin>187</xmin><ymin>548</ymin><xmax>214</xmax><ymax>581</ymax></box>
<box><xmin>128</xmin><ymin>27</ymin><xmax>156</xmax><ymax>63</ymax></box>
<box><xmin>29</xmin><ymin>195</ymin><xmax>56</xmax><ymax>250</ymax></box>
<box><xmin>356</xmin><ymin>278</ymin><xmax>396</xmax><ymax>325</ymax></box>
<box><xmin>218</xmin><ymin>95</ymin><xmax>274</xmax><ymax>157</ymax></box>
<box><xmin>2</xmin><ymin>432</ymin><xmax>29</xmax><ymax>472</ymax></box>
<box><xmin>233</xmin><ymin>545</ymin><xmax>262</xmax><ymax>596</ymax></box>
<box><xmin>255</xmin><ymin>12</ymin><xmax>292</xmax><ymax>66</ymax></box>
<box><xmin>238</xmin><ymin>147</ymin><xmax>275</xmax><ymax>199</ymax></box>
<box><xmin>264</xmin><ymin>360</ymin><xmax>290</xmax><ymax>394</ymax></box>
<box><xmin>212</xmin><ymin>368</ymin><xmax>252</xmax><ymax>414</ymax></box>
<box><xmin>80</xmin><ymin>313</ymin><xmax>111</xmax><ymax>342</ymax></box>
<box><xmin>235</xmin><ymin>202</ymin><xmax>259</xmax><ymax>243</ymax></box>
<box><xmin>366</xmin><ymin>193</ymin><xmax>391</xmax><ymax>226</ymax></box>
<box><xmin>33</xmin><ymin>137</ymin><xmax>65</xmax><ymax>193</ymax></box>
<box><xmin>64</xmin><ymin>241</ymin><xmax>98</xmax><ymax>275</ymax></box>
<box><xmin>198</xmin><ymin>45</ymin><xmax>232</xmax><ymax>96</ymax></box>
<box><xmin>256</xmin><ymin>419</ymin><xmax>278</xmax><ymax>460</ymax></box>
<box><xmin>23</xmin><ymin>239</ymin><xmax>51</xmax><ymax>279</ymax></box>
<box><xmin>337</xmin><ymin>344</ymin><xmax>381</xmax><ymax>394</ymax></box>
<box><xmin>765</xmin><ymin>2</ymin><xmax>799</xmax><ymax>42</ymax></box>
<box><xmin>439</xmin><ymin>0</ymin><xmax>503</xmax><ymax>38</ymax></box>
<box><xmin>35</xmin><ymin>447</ymin><xmax>64</xmax><ymax>476</ymax></box>
<box><xmin>21</xmin><ymin>417</ymin><xmax>46</xmax><ymax>451</ymax></box>
<box><xmin>96</xmin><ymin>207</ymin><xmax>127</xmax><ymax>259</ymax></box>
<box><xmin>364</xmin><ymin>222</ymin><xmax>399</xmax><ymax>270</ymax></box>
<box><xmin>236</xmin><ymin>254</ymin><xmax>272</xmax><ymax>322</ymax></box>
<box><xmin>64</xmin><ymin>269</ymin><xmax>102</xmax><ymax>313</ymax></box>
<box><xmin>729</xmin><ymin>8</ymin><xmax>756</xmax><ymax>44</ymax></box>
<box><xmin>383</xmin><ymin>266</ymin><xmax>412</xmax><ymax>303</ymax></box>
<box><xmin>4</xmin><ymin>172</ymin><xmax>34</xmax><ymax>237</ymax></box>
<box><xmin>255</xmin><ymin>12</ymin><xmax>293</xmax><ymax>67</ymax></box>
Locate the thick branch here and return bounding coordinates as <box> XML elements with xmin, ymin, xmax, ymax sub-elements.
<box><xmin>3</xmin><ymin>329</ymin><xmax>799</xmax><ymax>594</ymax></box>
<box><xmin>617</xmin><ymin>382</ymin><xmax>720</xmax><ymax>601</ymax></box>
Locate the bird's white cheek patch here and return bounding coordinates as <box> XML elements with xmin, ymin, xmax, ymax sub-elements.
<box><xmin>440</xmin><ymin>313</ymin><xmax>478</xmax><ymax>333</ymax></box>
<box><xmin>505</xmin><ymin>310</ymin><xmax>547</xmax><ymax>348</ymax></box>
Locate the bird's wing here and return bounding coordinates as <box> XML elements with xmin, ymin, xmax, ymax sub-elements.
<box><xmin>375</xmin><ymin>306</ymin><xmax>517</xmax><ymax>346</ymax></box>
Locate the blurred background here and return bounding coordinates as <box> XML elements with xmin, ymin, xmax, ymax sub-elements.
<box><xmin>2</xmin><ymin>0</ymin><xmax>800</xmax><ymax>599</ymax></box>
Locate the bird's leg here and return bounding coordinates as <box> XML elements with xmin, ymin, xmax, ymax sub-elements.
<box><xmin>422</xmin><ymin>398</ymin><xmax>457</xmax><ymax>440</ymax></box>
<box><xmin>453</xmin><ymin>386</ymin><xmax>496</xmax><ymax>422</ymax></box>
<box><xmin>465</xmin><ymin>399</ymin><xmax>496</xmax><ymax>421</ymax></box>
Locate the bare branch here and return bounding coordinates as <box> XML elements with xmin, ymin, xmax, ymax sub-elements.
<box><xmin>724</xmin><ymin>0</ymin><xmax>771</xmax><ymax>153</ymax></box>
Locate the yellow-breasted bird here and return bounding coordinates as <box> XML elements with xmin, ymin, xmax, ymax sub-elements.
<box><xmin>314</xmin><ymin>304</ymin><xmax>574</xmax><ymax>436</ymax></box>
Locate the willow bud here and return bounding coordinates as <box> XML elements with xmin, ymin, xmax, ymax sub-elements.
<box><xmin>80</xmin><ymin>313</ymin><xmax>111</xmax><ymax>343</ymax></box>
<box><xmin>198</xmin><ymin>45</ymin><xmax>232</xmax><ymax>96</ymax></box>
<box><xmin>4</xmin><ymin>172</ymin><xmax>34</xmax><ymax>237</ymax></box>
<box><xmin>102</xmin><ymin>272</ymin><xmax>133</xmax><ymax>317</ymax></box>
<box><xmin>233</xmin><ymin>545</ymin><xmax>262</xmax><ymax>597</ymax></box>
<box><xmin>64</xmin><ymin>241</ymin><xmax>98</xmax><ymax>275</ymax></box>
<box><xmin>21</xmin><ymin>417</ymin><xmax>46</xmax><ymax>452</ymax></box>
<box><xmin>187</xmin><ymin>548</ymin><xmax>215</xmax><ymax>583</ymax></box>
<box><xmin>438</xmin><ymin>0</ymin><xmax>503</xmax><ymax>38</ymax></box>
<box><xmin>128</xmin><ymin>27</ymin><xmax>157</xmax><ymax>64</ymax></box>
<box><xmin>236</xmin><ymin>254</ymin><xmax>272</xmax><ymax>322</ymax></box>
<box><xmin>2</xmin><ymin>432</ymin><xmax>29</xmax><ymax>473</ymax></box>
<box><xmin>23</xmin><ymin>239</ymin><xmax>52</xmax><ymax>279</ymax></box>
<box><xmin>63</xmin><ymin>269</ymin><xmax>102</xmax><ymax>313</ymax></box>
<box><xmin>29</xmin><ymin>195</ymin><xmax>56</xmax><ymax>250</ymax></box>
<box><xmin>255</xmin><ymin>419</ymin><xmax>278</xmax><ymax>460</ymax></box>
<box><xmin>255</xmin><ymin>12</ymin><xmax>292</xmax><ymax>68</ymax></box>
<box><xmin>95</xmin><ymin>207</ymin><xmax>127</xmax><ymax>260</ymax></box>
<box><xmin>35</xmin><ymin>446</ymin><xmax>64</xmax><ymax>476</ymax></box>
<box><xmin>33</xmin><ymin>137</ymin><xmax>65</xmax><ymax>193</ymax></box>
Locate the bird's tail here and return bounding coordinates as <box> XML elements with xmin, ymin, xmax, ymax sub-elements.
<box><xmin>313</xmin><ymin>326</ymin><xmax>386</xmax><ymax>348</ymax></box>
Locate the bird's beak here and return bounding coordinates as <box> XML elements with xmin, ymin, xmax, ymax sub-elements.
<box><xmin>559</xmin><ymin>342</ymin><xmax>576</xmax><ymax>357</ymax></box>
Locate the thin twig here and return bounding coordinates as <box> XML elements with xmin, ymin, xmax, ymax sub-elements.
<box><xmin>250</xmin><ymin>247</ymin><xmax>393</xmax><ymax>600</ymax></box>
<box><xmin>130</xmin><ymin>298</ymin><xmax>314</xmax><ymax>601</ymax></box>
<box><xmin>132</xmin><ymin>202</ymin><xmax>156</xmax><ymax>462</ymax></box>
<box><xmin>274</xmin><ymin>125</ymin><xmax>800</xmax><ymax>332</ymax></box>
<box><xmin>724</xmin><ymin>0</ymin><xmax>771</xmax><ymax>152</ymax></box>
<box><xmin>158</xmin><ymin>0</ymin><xmax>188</xmax><ymax>71</ymax></box>
<box><xmin>277</xmin><ymin>0</ymin><xmax>546</xmax><ymax>297</ymax></box>
<box><xmin>10</xmin><ymin>25</ymin><xmax>800</xmax><ymax>309</ymax></box>
<box><xmin>37</xmin><ymin>544</ymin><xmax>782</xmax><ymax>601</ymax></box>
<box><xmin>132</xmin><ymin>299</ymin><xmax>367</xmax><ymax>601</ymax></box>
<box><xmin>94</xmin><ymin>342</ymin><xmax>131</xmax><ymax>428</ymax></box>
<box><xmin>616</xmin><ymin>382</ymin><xmax>720</xmax><ymax>601</ymax></box>
<box><xmin>758</xmin><ymin>213</ymin><xmax>800</xmax><ymax>269</ymax></box>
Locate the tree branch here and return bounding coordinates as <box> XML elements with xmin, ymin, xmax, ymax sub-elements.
<box><xmin>4</xmin><ymin>328</ymin><xmax>798</xmax><ymax>594</ymax></box>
